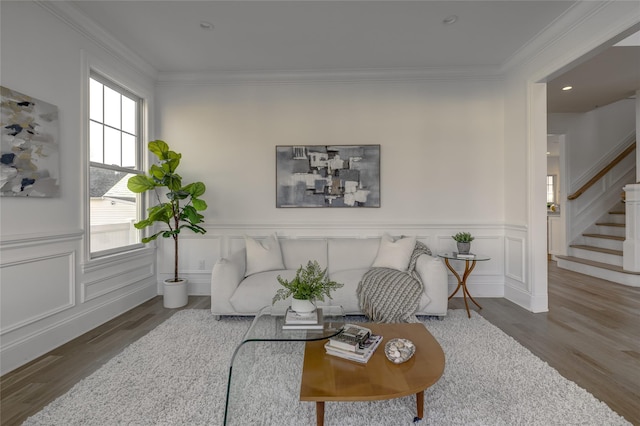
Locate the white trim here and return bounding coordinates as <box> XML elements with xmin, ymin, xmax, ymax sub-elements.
<box><xmin>36</xmin><ymin>0</ymin><xmax>157</xmax><ymax>80</ymax></box>
<box><xmin>157</xmin><ymin>67</ymin><xmax>502</xmax><ymax>86</ymax></box>
<box><xmin>0</xmin><ymin>230</ymin><xmax>83</xmax><ymax>248</ymax></box>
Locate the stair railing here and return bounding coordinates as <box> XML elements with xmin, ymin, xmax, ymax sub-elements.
<box><xmin>567</xmin><ymin>141</ymin><xmax>636</xmax><ymax>200</ymax></box>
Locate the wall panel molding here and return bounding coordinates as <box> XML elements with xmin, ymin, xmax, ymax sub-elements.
<box><xmin>1</xmin><ymin>251</ymin><xmax>75</xmax><ymax>334</ymax></box>
<box><xmin>505</xmin><ymin>236</ymin><xmax>527</xmax><ymax>288</ymax></box>
<box><xmin>0</xmin><ymin>230</ymin><xmax>83</xmax><ymax>248</ymax></box>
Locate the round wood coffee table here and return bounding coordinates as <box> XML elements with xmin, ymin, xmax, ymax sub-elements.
<box><xmin>300</xmin><ymin>322</ymin><xmax>445</xmax><ymax>425</ymax></box>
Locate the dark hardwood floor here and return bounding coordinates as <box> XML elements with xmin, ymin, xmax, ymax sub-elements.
<box><xmin>1</xmin><ymin>262</ymin><xmax>639</xmax><ymax>425</ymax></box>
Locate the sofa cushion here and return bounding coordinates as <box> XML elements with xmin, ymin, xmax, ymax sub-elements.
<box><xmin>328</xmin><ymin>238</ymin><xmax>380</xmax><ymax>274</ymax></box>
<box><xmin>280</xmin><ymin>239</ymin><xmax>328</xmax><ymax>270</ymax></box>
<box><xmin>323</xmin><ymin>269</ymin><xmax>369</xmax><ymax>313</ymax></box>
<box><xmin>244</xmin><ymin>234</ymin><xmax>285</xmax><ymax>277</ymax></box>
<box><xmin>230</xmin><ymin>270</ymin><xmax>297</xmax><ymax>313</ymax></box>
<box><xmin>372</xmin><ymin>234</ymin><xmax>416</xmax><ymax>272</ymax></box>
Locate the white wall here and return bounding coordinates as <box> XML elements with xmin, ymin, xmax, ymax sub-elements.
<box><xmin>0</xmin><ymin>1</ymin><xmax>157</xmax><ymax>374</ymax></box>
<box><xmin>549</xmin><ymin>99</ymin><xmax>636</xmax><ymax>188</ymax></box>
<box><xmin>154</xmin><ymin>76</ymin><xmax>509</xmax><ymax>295</ymax></box>
<box><xmin>156</xmin><ymin>79</ymin><xmax>505</xmax><ymax>225</ymax></box>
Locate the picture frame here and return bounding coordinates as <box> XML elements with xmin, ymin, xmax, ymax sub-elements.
<box><xmin>276</xmin><ymin>145</ymin><xmax>380</xmax><ymax>208</ymax></box>
<box><xmin>1</xmin><ymin>86</ymin><xmax>60</xmax><ymax>197</ymax></box>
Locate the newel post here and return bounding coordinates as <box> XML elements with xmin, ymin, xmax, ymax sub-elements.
<box><xmin>623</xmin><ymin>184</ymin><xmax>640</xmax><ymax>272</ymax></box>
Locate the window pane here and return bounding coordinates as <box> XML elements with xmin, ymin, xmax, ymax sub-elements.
<box><xmin>122</xmin><ymin>134</ymin><xmax>136</xmax><ymax>168</ymax></box>
<box><xmin>90</xmin><ymin>121</ymin><xmax>104</xmax><ymax>163</ymax></box>
<box><xmin>122</xmin><ymin>96</ymin><xmax>136</xmax><ymax>135</ymax></box>
<box><xmin>89</xmin><ymin>167</ymin><xmax>140</xmax><ymax>253</ymax></box>
<box><xmin>104</xmin><ymin>86</ymin><xmax>121</xmax><ymax>128</ymax></box>
<box><xmin>89</xmin><ymin>79</ymin><xmax>103</xmax><ymax>121</ymax></box>
<box><xmin>89</xmin><ymin>72</ymin><xmax>142</xmax><ymax>256</ymax></box>
<box><xmin>104</xmin><ymin>127</ymin><xmax>121</xmax><ymax>166</ymax></box>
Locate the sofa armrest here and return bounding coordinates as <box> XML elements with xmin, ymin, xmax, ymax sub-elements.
<box><xmin>415</xmin><ymin>254</ymin><xmax>449</xmax><ymax>315</ymax></box>
<box><xmin>211</xmin><ymin>249</ymin><xmax>246</xmax><ymax>315</ymax></box>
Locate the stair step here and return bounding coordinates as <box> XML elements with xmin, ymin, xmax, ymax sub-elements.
<box><xmin>556</xmin><ymin>256</ymin><xmax>640</xmax><ymax>287</ymax></box>
<box><xmin>556</xmin><ymin>255</ymin><xmax>640</xmax><ymax>274</ymax></box>
<box><xmin>595</xmin><ymin>222</ymin><xmax>625</xmax><ymax>228</ymax></box>
<box><xmin>582</xmin><ymin>233</ymin><xmax>624</xmax><ymax>241</ymax></box>
<box><xmin>570</xmin><ymin>244</ymin><xmax>622</xmax><ymax>256</ymax></box>
<box><xmin>608</xmin><ymin>210</ymin><xmax>625</xmax><ymax>215</ymax></box>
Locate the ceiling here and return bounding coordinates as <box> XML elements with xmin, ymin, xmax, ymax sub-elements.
<box><xmin>70</xmin><ymin>1</ymin><xmax>639</xmax><ymax>113</ymax></box>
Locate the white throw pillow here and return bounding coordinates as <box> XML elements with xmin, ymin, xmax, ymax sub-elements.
<box><xmin>371</xmin><ymin>233</ymin><xmax>416</xmax><ymax>272</ymax></box>
<box><xmin>244</xmin><ymin>234</ymin><xmax>285</xmax><ymax>277</ymax></box>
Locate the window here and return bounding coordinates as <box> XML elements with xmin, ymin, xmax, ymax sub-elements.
<box><xmin>546</xmin><ymin>175</ymin><xmax>556</xmax><ymax>204</ymax></box>
<box><xmin>89</xmin><ymin>73</ymin><xmax>144</xmax><ymax>256</ymax></box>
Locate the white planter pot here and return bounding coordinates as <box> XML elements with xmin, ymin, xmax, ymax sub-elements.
<box><xmin>163</xmin><ymin>278</ymin><xmax>188</xmax><ymax>308</ymax></box>
<box><xmin>291</xmin><ymin>297</ymin><xmax>315</xmax><ymax>313</ymax></box>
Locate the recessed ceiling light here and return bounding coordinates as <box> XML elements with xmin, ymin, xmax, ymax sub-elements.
<box><xmin>199</xmin><ymin>21</ymin><xmax>214</xmax><ymax>30</ymax></box>
<box><xmin>443</xmin><ymin>15</ymin><xmax>458</xmax><ymax>25</ymax></box>
<box><xmin>546</xmin><ymin>152</ymin><xmax>551</xmax><ymax>155</ymax></box>
<box><xmin>561</xmin><ymin>86</ymin><xmax>573</xmax><ymax>91</ymax></box>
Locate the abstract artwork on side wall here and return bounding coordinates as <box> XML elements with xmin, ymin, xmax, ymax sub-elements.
<box><xmin>276</xmin><ymin>145</ymin><xmax>380</xmax><ymax>208</ymax></box>
<box><xmin>0</xmin><ymin>86</ymin><xmax>60</xmax><ymax>197</ymax></box>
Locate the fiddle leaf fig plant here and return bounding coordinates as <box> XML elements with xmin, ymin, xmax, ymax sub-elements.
<box><xmin>127</xmin><ymin>140</ymin><xmax>207</xmax><ymax>282</ymax></box>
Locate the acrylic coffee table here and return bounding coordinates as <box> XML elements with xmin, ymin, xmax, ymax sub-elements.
<box><xmin>300</xmin><ymin>323</ymin><xmax>445</xmax><ymax>426</ymax></box>
<box><xmin>223</xmin><ymin>305</ymin><xmax>345</xmax><ymax>425</ymax></box>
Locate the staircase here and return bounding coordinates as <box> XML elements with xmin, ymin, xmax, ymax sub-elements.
<box><xmin>556</xmin><ymin>201</ymin><xmax>640</xmax><ymax>286</ymax></box>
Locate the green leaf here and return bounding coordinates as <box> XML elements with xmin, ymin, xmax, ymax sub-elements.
<box><xmin>148</xmin><ymin>140</ymin><xmax>169</xmax><ymax>159</ymax></box>
<box><xmin>191</xmin><ymin>198</ymin><xmax>207</xmax><ymax>211</ymax></box>
<box><xmin>142</xmin><ymin>231</ymin><xmax>163</xmax><ymax>243</ymax></box>
<box><xmin>127</xmin><ymin>175</ymin><xmax>155</xmax><ymax>193</ymax></box>
<box><xmin>149</xmin><ymin>164</ymin><xmax>165</xmax><ymax>180</ymax></box>
<box><xmin>165</xmin><ymin>174</ymin><xmax>182</xmax><ymax>191</ymax></box>
<box><xmin>148</xmin><ymin>204</ymin><xmax>172</xmax><ymax>223</ymax></box>
<box><xmin>182</xmin><ymin>205</ymin><xmax>202</xmax><ymax>224</ymax></box>
<box><xmin>184</xmin><ymin>182</ymin><xmax>206</xmax><ymax>198</ymax></box>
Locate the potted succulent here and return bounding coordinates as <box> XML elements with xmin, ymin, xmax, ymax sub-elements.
<box><xmin>127</xmin><ymin>140</ymin><xmax>208</xmax><ymax>308</ymax></box>
<box><xmin>452</xmin><ymin>232</ymin><xmax>474</xmax><ymax>254</ymax></box>
<box><xmin>272</xmin><ymin>260</ymin><xmax>344</xmax><ymax>313</ymax></box>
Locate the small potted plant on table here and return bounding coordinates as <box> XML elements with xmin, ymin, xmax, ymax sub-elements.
<box><xmin>452</xmin><ymin>232</ymin><xmax>474</xmax><ymax>255</ymax></box>
<box><xmin>272</xmin><ymin>260</ymin><xmax>343</xmax><ymax>313</ymax></box>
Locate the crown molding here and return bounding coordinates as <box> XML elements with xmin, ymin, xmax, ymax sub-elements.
<box><xmin>501</xmin><ymin>0</ymin><xmax>640</xmax><ymax>76</ymax></box>
<box><xmin>156</xmin><ymin>66</ymin><xmax>502</xmax><ymax>86</ymax></box>
<box><xmin>35</xmin><ymin>0</ymin><xmax>158</xmax><ymax>80</ymax></box>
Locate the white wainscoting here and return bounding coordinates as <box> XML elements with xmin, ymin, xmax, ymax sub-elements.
<box><xmin>1</xmin><ymin>251</ymin><xmax>75</xmax><ymax>334</ymax></box>
<box><xmin>0</xmin><ymin>231</ymin><xmax>157</xmax><ymax>375</ymax></box>
<box><xmin>162</xmin><ymin>223</ymin><xmax>514</xmax><ymax>299</ymax></box>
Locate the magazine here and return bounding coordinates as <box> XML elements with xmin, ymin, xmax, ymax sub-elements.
<box><xmin>328</xmin><ymin>324</ymin><xmax>372</xmax><ymax>352</ymax></box>
<box><xmin>325</xmin><ymin>334</ymin><xmax>383</xmax><ymax>363</ymax></box>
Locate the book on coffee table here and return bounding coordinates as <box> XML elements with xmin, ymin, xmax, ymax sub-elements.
<box><xmin>282</xmin><ymin>308</ymin><xmax>324</xmax><ymax>329</ymax></box>
<box><xmin>328</xmin><ymin>324</ymin><xmax>371</xmax><ymax>351</ymax></box>
<box><xmin>454</xmin><ymin>252</ymin><xmax>476</xmax><ymax>259</ymax></box>
<box><xmin>325</xmin><ymin>334</ymin><xmax>383</xmax><ymax>363</ymax></box>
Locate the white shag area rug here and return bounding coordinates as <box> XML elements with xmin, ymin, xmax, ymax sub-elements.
<box><xmin>23</xmin><ymin>309</ymin><xmax>630</xmax><ymax>426</ymax></box>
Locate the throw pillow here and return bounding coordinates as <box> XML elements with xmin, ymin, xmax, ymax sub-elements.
<box><xmin>244</xmin><ymin>234</ymin><xmax>285</xmax><ymax>277</ymax></box>
<box><xmin>371</xmin><ymin>233</ymin><xmax>416</xmax><ymax>272</ymax></box>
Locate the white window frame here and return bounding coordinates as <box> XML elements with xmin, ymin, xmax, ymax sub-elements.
<box><xmin>88</xmin><ymin>70</ymin><xmax>146</xmax><ymax>259</ymax></box>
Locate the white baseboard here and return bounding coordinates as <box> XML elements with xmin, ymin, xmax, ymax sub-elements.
<box><xmin>1</xmin><ymin>284</ymin><xmax>157</xmax><ymax>375</ymax></box>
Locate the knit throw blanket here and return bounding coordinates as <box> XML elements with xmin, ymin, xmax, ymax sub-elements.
<box><xmin>357</xmin><ymin>241</ymin><xmax>432</xmax><ymax>323</ymax></box>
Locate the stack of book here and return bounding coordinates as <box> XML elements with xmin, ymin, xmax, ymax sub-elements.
<box><xmin>455</xmin><ymin>252</ymin><xmax>475</xmax><ymax>259</ymax></box>
<box><xmin>325</xmin><ymin>324</ymin><xmax>383</xmax><ymax>363</ymax></box>
<box><xmin>282</xmin><ymin>307</ymin><xmax>324</xmax><ymax>330</ymax></box>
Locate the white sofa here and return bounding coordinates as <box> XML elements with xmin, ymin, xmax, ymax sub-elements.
<box><xmin>210</xmin><ymin>236</ymin><xmax>449</xmax><ymax>317</ymax></box>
